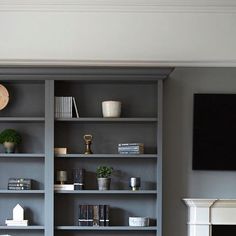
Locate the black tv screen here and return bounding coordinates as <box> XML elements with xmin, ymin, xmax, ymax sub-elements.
<box><xmin>193</xmin><ymin>94</ymin><xmax>236</xmax><ymax>170</ymax></box>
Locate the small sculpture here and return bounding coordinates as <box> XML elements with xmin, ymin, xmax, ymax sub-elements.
<box><xmin>129</xmin><ymin>177</ymin><xmax>141</xmax><ymax>191</ymax></box>
<box><xmin>84</xmin><ymin>134</ymin><xmax>93</xmax><ymax>154</ymax></box>
<box><xmin>5</xmin><ymin>204</ymin><xmax>28</xmax><ymax>226</ymax></box>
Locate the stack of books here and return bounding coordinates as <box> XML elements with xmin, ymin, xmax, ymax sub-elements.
<box><xmin>54</xmin><ymin>184</ymin><xmax>74</xmax><ymax>190</ymax></box>
<box><xmin>54</xmin><ymin>96</ymin><xmax>79</xmax><ymax>118</ymax></box>
<box><xmin>8</xmin><ymin>178</ymin><xmax>32</xmax><ymax>190</ymax></box>
<box><xmin>78</xmin><ymin>205</ymin><xmax>110</xmax><ymax>226</ymax></box>
<box><xmin>118</xmin><ymin>143</ymin><xmax>144</xmax><ymax>154</ymax></box>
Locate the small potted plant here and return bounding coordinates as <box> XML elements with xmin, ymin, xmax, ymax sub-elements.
<box><xmin>0</xmin><ymin>129</ymin><xmax>22</xmax><ymax>153</ymax></box>
<box><xmin>96</xmin><ymin>166</ymin><xmax>113</xmax><ymax>190</ymax></box>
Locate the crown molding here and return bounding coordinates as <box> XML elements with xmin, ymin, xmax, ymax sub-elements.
<box><xmin>0</xmin><ymin>59</ymin><xmax>236</xmax><ymax>67</ymax></box>
<box><xmin>0</xmin><ymin>0</ymin><xmax>236</xmax><ymax>13</ymax></box>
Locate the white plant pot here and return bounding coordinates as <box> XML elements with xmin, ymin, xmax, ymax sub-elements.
<box><xmin>102</xmin><ymin>101</ymin><xmax>121</xmax><ymax>118</ymax></box>
<box><xmin>3</xmin><ymin>142</ymin><xmax>16</xmax><ymax>153</ymax></box>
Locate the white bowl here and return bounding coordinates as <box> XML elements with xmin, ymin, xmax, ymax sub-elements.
<box><xmin>102</xmin><ymin>101</ymin><xmax>121</xmax><ymax>118</ymax></box>
<box><xmin>129</xmin><ymin>217</ymin><xmax>149</xmax><ymax>227</ymax></box>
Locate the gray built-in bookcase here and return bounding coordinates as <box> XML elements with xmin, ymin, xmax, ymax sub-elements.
<box><xmin>0</xmin><ymin>66</ymin><xmax>173</xmax><ymax>236</ymax></box>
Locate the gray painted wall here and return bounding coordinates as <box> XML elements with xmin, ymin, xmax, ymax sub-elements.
<box><xmin>163</xmin><ymin>67</ymin><xmax>236</xmax><ymax>236</ymax></box>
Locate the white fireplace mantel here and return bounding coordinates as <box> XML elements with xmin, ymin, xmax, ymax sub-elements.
<box><xmin>183</xmin><ymin>199</ymin><xmax>236</xmax><ymax>236</ymax></box>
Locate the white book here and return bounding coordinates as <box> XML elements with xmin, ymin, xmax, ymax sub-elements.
<box><xmin>63</xmin><ymin>97</ymin><xmax>66</xmax><ymax>118</ymax></box>
<box><xmin>54</xmin><ymin>184</ymin><xmax>74</xmax><ymax>190</ymax></box>
<box><xmin>55</xmin><ymin>97</ymin><xmax>58</xmax><ymax>118</ymax></box>
<box><xmin>65</xmin><ymin>97</ymin><xmax>70</xmax><ymax>118</ymax></box>
<box><xmin>58</xmin><ymin>97</ymin><xmax>60</xmax><ymax>118</ymax></box>
<box><xmin>70</xmin><ymin>96</ymin><xmax>73</xmax><ymax>118</ymax></box>
<box><xmin>73</xmin><ymin>97</ymin><xmax>79</xmax><ymax>118</ymax></box>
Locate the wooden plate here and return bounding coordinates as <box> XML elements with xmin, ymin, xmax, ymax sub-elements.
<box><xmin>0</xmin><ymin>84</ymin><xmax>9</xmax><ymax>110</ymax></box>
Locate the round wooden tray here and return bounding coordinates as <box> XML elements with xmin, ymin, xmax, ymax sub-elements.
<box><xmin>0</xmin><ymin>84</ymin><xmax>9</xmax><ymax>110</ymax></box>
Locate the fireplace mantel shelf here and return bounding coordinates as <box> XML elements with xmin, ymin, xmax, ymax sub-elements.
<box><xmin>183</xmin><ymin>199</ymin><xmax>236</xmax><ymax>236</ymax></box>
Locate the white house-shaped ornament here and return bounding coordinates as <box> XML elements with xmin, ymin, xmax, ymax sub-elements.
<box><xmin>13</xmin><ymin>204</ymin><xmax>24</xmax><ymax>221</ymax></box>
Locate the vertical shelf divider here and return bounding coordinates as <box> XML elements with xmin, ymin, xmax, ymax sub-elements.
<box><xmin>45</xmin><ymin>80</ymin><xmax>55</xmax><ymax>236</ymax></box>
<box><xmin>157</xmin><ymin>80</ymin><xmax>163</xmax><ymax>236</ymax></box>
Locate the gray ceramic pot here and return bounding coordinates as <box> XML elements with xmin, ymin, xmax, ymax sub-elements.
<box><xmin>97</xmin><ymin>178</ymin><xmax>111</xmax><ymax>190</ymax></box>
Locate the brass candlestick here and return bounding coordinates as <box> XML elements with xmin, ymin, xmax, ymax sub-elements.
<box><xmin>56</xmin><ymin>170</ymin><xmax>67</xmax><ymax>185</ymax></box>
<box><xmin>84</xmin><ymin>134</ymin><xmax>93</xmax><ymax>154</ymax></box>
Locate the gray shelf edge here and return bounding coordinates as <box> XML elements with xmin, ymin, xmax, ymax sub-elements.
<box><xmin>0</xmin><ymin>225</ymin><xmax>45</xmax><ymax>229</ymax></box>
<box><xmin>0</xmin><ymin>117</ymin><xmax>45</xmax><ymax>122</ymax></box>
<box><xmin>0</xmin><ymin>190</ymin><xmax>45</xmax><ymax>194</ymax></box>
<box><xmin>55</xmin><ymin>154</ymin><xmax>158</xmax><ymax>159</ymax></box>
<box><xmin>0</xmin><ymin>153</ymin><xmax>45</xmax><ymax>158</ymax></box>
<box><xmin>55</xmin><ymin>226</ymin><xmax>157</xmax><ymax>231</ymax></box>
<box><xmin>54</xmin><ymin>190</ymin><xmax>157</xmax><ymax>194</ymax></box>
<box><xmin>55</xmin><ymin>118</ymin><xmax>157</xmax><ymax>122</ymax></box>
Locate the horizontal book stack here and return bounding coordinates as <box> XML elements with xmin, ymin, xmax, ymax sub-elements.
<box><xmin>118</xmin><ymin>143</ymin><xmax>144</xmax><ymax>154</ymax></box>
<box><xmin>78</xmin><ymin>205</ymin><xmax>110</xmax><ymax>226</ymax></box>
<box><xmin>8</xmin><ymin>178</ymin><xmax>32</xmax><ymax>190</ymax></box>
<box><xmin>54</xmin><ymin>184</ymin><xmax>74</xmax><ymax>190</ymax></box>
<box><xmin>54</xmin><ymin>96</ymin><xmax>79</xmax><ymax>118</ymax></box>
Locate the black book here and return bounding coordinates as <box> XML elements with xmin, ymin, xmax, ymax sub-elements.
<box><xmin>8</xmin><ymin>186</ymin><xmax>30</xmax><ymax>190</ymax></box>
<box><xmin>78</xmin><ymin>205</ymin><xmax>87</xmax><ymax>226</ymax></box>
<box><xmin>8</xmin><ymin>183</ymin><xmax>31</xmax><ymax>187</ymax></box>
<box><xmin>87</xmin><ymin>205</ymin><xmax>93</xmax><ymax>226</ymax></box>
<box><xmin>8</xmin><ymin>178</ymin><xmax>32</xmax><ymax>188</ymax></box>
<box><xmin>99</xmin><ymin>205</ymin><xmax>105</xmax><ymax>226</ymax></box>
<box><xmin>8</xmin><ymin>178</ymin><xmax>31</xmax><ymax>183</ymax></box>
<box><xmin>105</xmin><ymin>205</ymin><xmax>110</xmax><ymax>226</ymax></box>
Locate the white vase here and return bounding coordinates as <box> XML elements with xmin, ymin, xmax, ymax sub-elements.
<box><xmin>102</xmin><ymin>101</ymin><xmax>121</xmax><ymax>118</ymax></box>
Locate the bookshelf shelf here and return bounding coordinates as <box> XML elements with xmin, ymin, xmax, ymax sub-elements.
<box><xmin>0</xmin><ymin>117</ymin><xmax>45</xmax><ymax>122</ymax></box>
<box><xmin>0</xmin><ymin>225</ymin><xmax>45</xmax><ymax>230</ymax></box>
<box><xmin>0</xmin><ymin>190</ymin><xmax>45</xmax><ymax>194</ymax></box>
<box><xmin>55</xmin><ymin>154</ymin><xmax>158</xmax><ymax>159</ymax></box>
<box><xmin>55</xmin><ymin>226</ymin><xmax>157</xmax><ymax>231</ymax></box>
<box><xmin>55</xmin><ymin>117</ymin><xmax>157</xmax><ymax>122</ymax></box>
<box><xmin>0</xmin><ymin>153</ymin><xmax>45</xmax><ymax>158</ymax></box>
<box><xmin>55</xmin><ymin>190</ymin><xmax>157</xmax><ymax>194</ymax></box>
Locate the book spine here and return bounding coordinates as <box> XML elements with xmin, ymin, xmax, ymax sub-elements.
<box><xmin>8</xmin><ymin>178</ymin><xmax>31</xmax><ymax>182</ymax></box>
<box><xmin>8</xmin><ymin>179</ymin><xmax>32</xmax><ymax>186</ymax></box>
<box><xmin>8</xmin><ymin>183</ymin><xmax>31</xmax><ymax>187</ymax></box>
<box><xmin>105</xmin><ymin>205</ymin><xmax>110</xmax><ymax>226</ymax></box>
<box><xmin>99</xmin><ymin>205</ymin><xmax>105</xmax><ymax>226</ymax></box>
<box><xmin>118</xmin><ymin>147</ymin><xmax>143</xmax><ymax>151</ymax></box>
<box><xmin>54</xmin><ymin>97</ymin><xmax>57</xmax><ymax>118</ymax></box>
<box><xmin>73</xmin><ymin>97</ymin><xmax>79</xmax><ymax>118</ymax></box>
<box><xmin>118</xmin><ymin>143</ymin><xmax>144</xmax><ymax>147</ymax></box>
<box><xmin>87</xmin><ymin>205</ymin><xmax>93</xmax><ymax>226</ymax></box>
<box><xmin>93</xmin><ymin>205</ymin><xmax>99</xmax><ymax>226</ymax></box>
<box><xmin>118</xmin><ymin>151</ymin><xmax>143</xmax><ymax>154</ymax></box>
<box><xmin>70</xmin><ymin>97</ymin><xmax>72</xmax><ymax>118</ymax></box>
<box><xmin>78</xmin><ymin>205</ymin><xmax>88</xmax><ymax>226</ymax></box>
<box><xmin>66</xmin><ymin>97</ymin><xmax>72</xmax><ymax>118</ymax></box>
<box><xmin>8</xmin><ymin>186</ymin><xmax>30</xmax><ymax>190</ymax></box>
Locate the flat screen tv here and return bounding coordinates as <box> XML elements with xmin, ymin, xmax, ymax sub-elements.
<box><xmin>193</xmin><ymin>94</ymin><xmax>236</xmax><ymax>170</ymax></box>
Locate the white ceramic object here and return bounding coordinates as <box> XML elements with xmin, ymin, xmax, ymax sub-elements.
<box><xmin>129</xmin><ymin>217</ymin><xmax>149</xmax><ymax>227</ymax></box>
<box><xmin>102</xmin><ymin>101</ymin><xmax>121</xmax><ymax>118</ymax></box>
